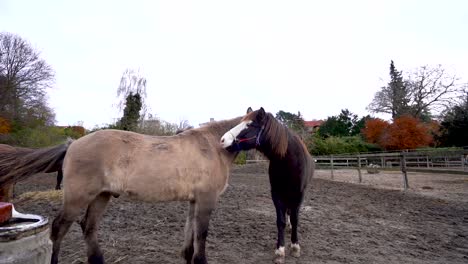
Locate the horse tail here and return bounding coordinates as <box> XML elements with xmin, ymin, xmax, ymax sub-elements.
<box><xmin>0</xmin><ymin>139</ymin><xmax>73</xmax><ymax>187</ymax></box>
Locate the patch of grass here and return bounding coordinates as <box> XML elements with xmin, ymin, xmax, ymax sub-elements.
<box><xmin>14</xmin><ymin>190</ymin><xmax>63</xmax><ymax>204</ymax></box>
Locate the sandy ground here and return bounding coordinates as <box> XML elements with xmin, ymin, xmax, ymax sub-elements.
<box><xmin>10</xmin><ymin>163</ymin><xmax>468</xmax><ymax>264</ymax></box>
<box><xmin>314</xmin><ymin>168</ymin><xmax>468</xmax><ymax>203</ymax></box>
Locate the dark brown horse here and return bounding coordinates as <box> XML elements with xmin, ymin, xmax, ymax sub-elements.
<box><xmin>0</xmin><ymin>118</ymin><xmax>243</xmax><ymax>264</ymax></box>
<box><xmin>220</xmin><ymin>107</ymin><xmax>314</xmax><ymax>264</ymax></box>
<box><xmin>0</xmin><ymin>144</ymin><xmax>64</xmax><ymax>201</ymax></box>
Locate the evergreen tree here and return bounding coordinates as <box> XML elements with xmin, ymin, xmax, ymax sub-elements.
<box><xmin>275</xmin><ymin>110</ymin><xmax>305</xmax><ymax>133</ymax></box>
<box><xmin>438</xmin><ymin>92</ymin><xmax>468</xmax><ymax>147</ymax></box>
<box><xmin>368</xmin><ymin>60</ymin><xmax>411</xmax><ymax>118</ymax></box>
<box><xmin>389</xmin><ymin>60</ymin><xmax>411</xmax><ymax>118</ymax></box>
<box><xmin>276</xmin><ymin>110</ymin><xmax>305</xmax><ymax>134</ymax></box>
<box><xmin>119</xmin><ymin>92</ymin><xmax>142</xmax><ymax>131</ymax></box>
<box><xmin>318</xmin><ymin>109</ymin><xmax>367</xmax><ymax>138</ymax></box>
<box><xmin>116</xmin><ymin>69</ymin><xmax>147</xmax><ymax>122</ymax></box>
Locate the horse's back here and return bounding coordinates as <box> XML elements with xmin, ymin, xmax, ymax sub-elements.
<box><xmin>63</xmin><ymin>129</ymin><xmax>230</xmax><ymax>202</ymax></box>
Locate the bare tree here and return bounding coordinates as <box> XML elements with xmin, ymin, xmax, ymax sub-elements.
<box><xmin>0</xmin><ymin>32</ymin><xmax>55</xmax><ymax>123</ymax></box>
<box><xmin>116</xmin><ymin>69</ymin><xmax>147</xmax><ymax>109</ymax></box>
<box><xmin>407</xmin><ymin>65</ymin><xmax>461</xmax><ymax>118</ymax></box>
<box><xmin>137</xmin><ymin>114</ymin><xmax>178</xmax><ymax>136</ymax></box>
<box><xmin>368</xmin><ymin>61</ymin><xmax>462</xmax><ymax>119</ymax></box>
<box><xmin>176</xmin><ymin>120</ymin><xmax>193</xmax><ymax>134</ymax></box>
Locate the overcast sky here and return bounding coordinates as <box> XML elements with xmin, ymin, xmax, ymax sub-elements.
<box><xmin>1</xmin><ymin>0</ymin><xmax>467</xmax><ymax>129</ymax></box>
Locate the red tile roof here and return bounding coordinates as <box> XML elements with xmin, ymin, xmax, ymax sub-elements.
<box><xmin>304</xmin><ymin>120</ymin><xmax>324</xmax><ymax>127</ymax></box>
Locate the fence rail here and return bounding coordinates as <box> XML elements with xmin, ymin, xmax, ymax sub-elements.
<box><xmin>245</xmin><ymin>148</ymin><xmax>468</xmax><ymax>190</ymax></box>
<box><xmin>314</xmin><ymin>149</ymin><xmax>468</xmax><ymax>190</ymax></box>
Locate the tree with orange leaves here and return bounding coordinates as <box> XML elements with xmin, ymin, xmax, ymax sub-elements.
<box><xmin>0</xmin><ymin>117</ymin><xmax>11</xmax><ymax>134</ymax></box>
<box><xmin>362</xmin><ymin>116</ymin><xmax>437</xmax><ymax>150</ymax></box>
<box><xmin>380</xmin><ymin>115</ymin><xmax>434</xmax><ymax>150</ymax></box>
<box><xmin>362</xmin><ymin>118</ymin><xmax>390</xmax><ymax>145</ymax></box>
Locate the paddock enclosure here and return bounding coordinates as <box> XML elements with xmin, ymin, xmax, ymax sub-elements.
<box><xmin>11</xmin><ymin>163</ymin><xmax>468</xmax><ymax>264</ymax></box>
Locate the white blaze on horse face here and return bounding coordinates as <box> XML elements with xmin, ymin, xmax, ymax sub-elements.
<box><xmin>220</xmin><ymin>120</ymin><xmax>252</xmax><ymax>148</ymax></box>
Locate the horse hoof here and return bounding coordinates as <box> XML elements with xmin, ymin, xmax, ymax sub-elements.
<box><xmin>88</xmin><ymin>254</ymin><xmax>104</xmax><ymax>264</ymax></box>
<box><xmin>273</xmin><ymin>247</ymin><xmax>285</xmax><ymax>263</ymax></box>
<box><xmin>192</xmin><ymin>254</ymin><xmax>208</xmax><ymax>264</ymax></box>
<box><xmin>180</xmin><ymin>247</ymin><xmax>193</xmax><ymax>263</ymax></box>
<box><xmin>290</xmin><ymin>243</ymin><xmax>301</xmax><ymax>258</ymax></box>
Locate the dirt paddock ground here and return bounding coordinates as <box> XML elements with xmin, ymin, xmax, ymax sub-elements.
<box><xmin>11</xmin><ymin>163</ymin><xmax>468</xmax><ymax>264</ymax></box>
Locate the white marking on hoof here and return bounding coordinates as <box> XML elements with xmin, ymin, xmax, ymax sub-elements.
<box><xmin>290</xmin><ymin>243</ymin><xmax>301</xmax><ymax>257</ymax></box>
<box><xmin>274</xmin><ymin>246</ymin><xmax>285</xmax><ymax>257</ymax></box>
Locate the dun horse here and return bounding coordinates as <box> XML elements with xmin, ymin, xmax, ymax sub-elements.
<box><xmin>0</xmin><ymin>144</ymin><xmax>64</xmax><ymax>201</ymax></box>
<box><xmin>221</xmin><ymin>107</ymin><xmax>314</xmax><ymax>264</ymax></box>
<box><xmin>0</xmin><ymin>117</ymin><xmax>243</xmax><ymax>264</ymax></box>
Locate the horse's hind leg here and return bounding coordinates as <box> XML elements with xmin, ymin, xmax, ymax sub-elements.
<box><xmin>289</xmin><ymin>204</ymin><xmax>301</xmax><ymax>258</ymax></box>
<box><xmin>50</xmin><ymin>213</ymin><xmax>74</xmax><ymax>264</ymax></box>
<box><xmin>51</xmin><ymin>199</ymin><xmax>89</xmax><ymax>264</ymax></box>
<box><xmin>79</xmin><ymin>192</ymin><xmax>111</xmax><ymax>264</ymax></box>
<box><xmin>181</xmin><ymin>201</ymin><xmax>195</xmax><ymax>264</ymax></box>
<box><xmin>192</xmin><ymin>192</ymin><xmax>217</xmax><ymax>264</ymax></box>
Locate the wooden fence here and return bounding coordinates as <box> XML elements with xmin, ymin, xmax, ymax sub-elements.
<box><xmin>314</xmin><ymin>149</ymin><xmax>468</xmax><ymax>190</ymax></box>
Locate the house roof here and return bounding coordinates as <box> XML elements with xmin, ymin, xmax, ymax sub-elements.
<box><xmin>304</xmin><ymin>120</ymin><xmax>324</xmax><ymax>128</ymax></box>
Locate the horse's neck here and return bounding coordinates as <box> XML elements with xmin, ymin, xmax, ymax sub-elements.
<box><xmin>260</xmin><ymin>144</ymin><xmax>287</xmax><ymax>161</ymax></box>
<box><xmin>258</xmin><ymin>136</ymin><xmax>287</xmax><ymax>161</ymax></box>
<box><xmin>224</xmin><ymin>151</ymin><xmax>239</xmax><ymax>166</ymax></box>
<box><xmin>202</xmin><ymin>120</ymin><xmax>241</xmax><ymax>165</ymax></box>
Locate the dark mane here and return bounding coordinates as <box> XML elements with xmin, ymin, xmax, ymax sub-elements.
<box><xmin>262</xmin><ymin>113</ymin><xmax>289</xmax><ymax>157</ymax></box>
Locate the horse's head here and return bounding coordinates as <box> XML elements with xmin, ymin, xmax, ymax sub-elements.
<box><xmin>221</xmin><ymin>107</ymin><xmax>267</xmax><ymax>152</ymax></box>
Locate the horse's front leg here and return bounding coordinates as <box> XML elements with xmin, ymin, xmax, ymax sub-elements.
<box><xmin>192</xmin><ymin>192</ymin><xmax>217</xmax><ymax>264</ymax></box>
<box><xmin>272</xmin><ymin>194</ymin><xmax>287</xmax><ymax>264</ymax></box>
<box><xmin>181</xmin><ymin>201</ymin><xmax>195</xmax><ymax>264</ymax></box>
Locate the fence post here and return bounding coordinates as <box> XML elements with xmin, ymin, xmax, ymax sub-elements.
<box><xmin>462</xmin><ymin>155</ymin><xmax>465</xmax><ymax>171</ymax></box>
<box><xmin>330</xmin><ymin>155</ymin><xmax>334</xmax><ymax>180</ymax></box>
<box><xmin>357</xmin><ymin>155</ymin><xmax>362</xmax><ymax>183</ymax></box>
<box><xmin>426</xmin><ymin>156</ymin><xmax>430</xmax><ymax>168</ymax></box>
<box><xmin>400</xmin><ymin>152</ymin><xmax>409</xmax><ymax>190</ymax></box>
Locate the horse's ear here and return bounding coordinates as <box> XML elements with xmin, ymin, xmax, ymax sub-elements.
<box><xmin>257</xmin><ymin>107</ymin><xmax>266</xmax><ymax>121</ymax></box>
<box><xmin>246</xmin><ymin>107</ymin><xmax>253</xmax><ymax>114</ymax></box>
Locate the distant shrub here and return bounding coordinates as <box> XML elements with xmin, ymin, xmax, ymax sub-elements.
<box><xmin>62</xmin><ymin>126</ymin><xmax>86</xmax><ymax>138</ymax></box>
<box><xmin>6</xmin><ymin>126</ymin><xmax>68</xmax><ymax>147</ymax></box>
<box><xmin>305</xmin><ymin>134</ymin><xmax>381</xmax><ymax>156</ymax></box>
<box><xmin>234</xmin><ymin>151</ymin><xmax>247</xmax><ymax>165</ymax></box>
